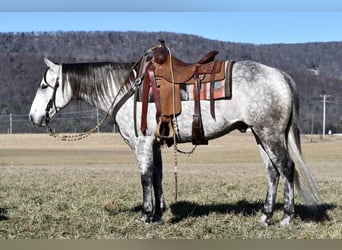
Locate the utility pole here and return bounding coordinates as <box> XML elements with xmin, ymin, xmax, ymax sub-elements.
<box><xmin>96</xmin><ymin>108</ymin><xmax>100</xmax><ymax>133</ymax></box>
<box><xmin>311</xmin><ymin>113</ymin><xmax>314</xmax><ymax>135</ymax></box>
<box><xmin>320</xmin><ymin>92</ymin><xmax>331</xmax><ymax>138</ymax></box>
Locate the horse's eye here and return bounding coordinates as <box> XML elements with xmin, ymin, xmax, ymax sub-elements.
<box><xmin>41</xmin><ymin>84</ymin><xmax>48</xmax><ymax>89</ymax></box>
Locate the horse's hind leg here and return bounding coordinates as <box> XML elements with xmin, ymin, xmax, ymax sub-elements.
<box><xmin>255</xmin><ymin>142</ymin><xmax>280</xmax><ymax>226</ymax></box>
<box><xmin>253</xmin><ymin>130</ymin><xmax>295</xmax><ymax>226</ymax></box>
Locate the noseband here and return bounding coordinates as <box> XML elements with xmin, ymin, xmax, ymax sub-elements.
<box><xmin>43</xmin><ymin>68</ymin><xmax>61</xmax><ymax>128</ymax></box>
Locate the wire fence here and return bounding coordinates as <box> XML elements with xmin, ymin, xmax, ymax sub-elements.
<box><xmin>0</xmin><ymin>109</ymin><xmax>117</xmax><ymax>134</ymax></box>
<box><xmin>0</xmin><ymin>104</ymin><xmax>341</xmax><ymax>135</ymax></box>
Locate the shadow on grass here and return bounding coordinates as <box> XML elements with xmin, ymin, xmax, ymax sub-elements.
<box><xmin>295</xmin><ymin>203</ymin><xmax>335</xmax><ymax>222</ymax></box>
<box><xmin>0</xmin><ymin>208</ymin><xmax>9</xmax><ymax>221</ymax></box>
<box><xmin>104</xmin><ymin>203</ymin><xmax>142</xmax><ymax>216</ymax></box>
<box><xmin>103</xmin><ymin>199</ymin><xmax>336</xmax><ymax>225</ymax></box>
<box><xmin>169</xmin><ymin>199</ymin><xmax>335</xmax><ymax>224</ymax></box>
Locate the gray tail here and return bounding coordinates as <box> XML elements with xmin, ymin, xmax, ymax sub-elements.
<box><xmin>285</xmin><ymin>73</ymin><xmax>323</xmax><ymax>207</ymax></box>
<box><xmin>288</xmin><ymin>122</ymin><xmax>323</xmax><ymax>207</ymax></box>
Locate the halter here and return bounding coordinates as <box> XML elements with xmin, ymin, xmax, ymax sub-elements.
<box><xmin>43</xmin><ymin>67</ymin><xmax>61</xmax><ymax>128</ymax></box>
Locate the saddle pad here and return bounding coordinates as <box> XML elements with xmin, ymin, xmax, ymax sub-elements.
<box><xmin>137</xmin><ymin>60</ymin><xmax>234</xmax><ymax>102</ymax></box>
<box><xmin>137</xmin><ymin>77</ymin><xmax>228</xmax><ymax>102</ymax></box>
<box><xmin>186</xmin><ymin>61</ymin><xmax>233</xmax><ymax>101</ymax></box>
<box><xmin>185</xmin><ymin>79</ymin><xmax>225</xmax><ymax>100</ymax></box>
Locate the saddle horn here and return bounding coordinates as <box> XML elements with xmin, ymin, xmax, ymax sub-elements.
<box><xmin>159</xmin><ymin>39</ymin><xmax>165</xmax><ymax>47</ymax></box>
<box><xmin>154</xmin><ymin>39</ymin><xmax>168</xmax><ymax>64</ymax></box>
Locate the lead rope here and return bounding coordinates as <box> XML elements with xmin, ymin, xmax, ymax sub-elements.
<box><xmin>166</xmin><ymin>47</ymin><xmax>179</xmax><ymax>202</ymax></box>
<box><xmin>48</xmin><ymin>109</ymin><xmax>110</xmax><ymax>141</ymax></box>
<box><xmin>48</xmin><ymin>74</ymin><xmax>128</xmax><ymax>141</ymax></box>
<box><xmin>166</xmin><ymin>46</ymin><xmax>199</xmax><ymax>202</ymax></box>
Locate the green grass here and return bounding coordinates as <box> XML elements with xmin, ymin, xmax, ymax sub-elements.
<box><xmin>0</xmin><ymin>133</ymin><xmax>341</xmax><ymax>238</ymax></box>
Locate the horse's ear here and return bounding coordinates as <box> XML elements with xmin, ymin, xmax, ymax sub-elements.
<box><xmin>44</xmin><ymin>57</ymin><xmax>53</xmax><ymax>66</ymax></box>
<box><xmin>44</xmin><ymin>57</ymin><xmax>59</xmax><ymax>71</ymax></box>
<box><xmin>44</xmin><ymin>57</ymin><xmax>58</xmax><ymax>68</ymax></box>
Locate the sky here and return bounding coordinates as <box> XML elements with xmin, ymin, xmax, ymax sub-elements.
<box><xmin>1</xmin><ymin>1</ymin><xmax>342</xmax><ymax>45</ymax></box>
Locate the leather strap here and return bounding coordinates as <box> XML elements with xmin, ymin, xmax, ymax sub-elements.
<box><xmin>225</xmin><ymin>60</ymin><xmax>235</xmax><ymax>97</ymax></box>
<box><xmin>191</xmin><ymin>69</ymin><xmax>207</xmax><ymax>145</ymax></box>
<box><xmin>209</xmin><ymin>61</ymin><xmax>217</xmax><ymax>120</ymax></box>
<box><xmin>140</xmin><ymin>66</ymin><xmax>152</xmax><ymax>134</ymax></box>
<box><xmin>112</xmin><ymin>80</ymin><xmax>139</xmax><ymax>122</ymax></box>
<box><xmin>148</xmin><ymin>68</ymin><xmax>161</xmax><ymax>118</ymax></box>
<box><xmin>193</xmin><ymin>70</ymin><xmax>201</xmax><ymax>120</ymax></box>
<box><xmin>140</xmin><ymin>64</ymin><xmax>163</xmax><ymax>134</ymax></box>
<box><xmin>133</xmin><ymin>88</ymin><xmax>139</xmax><ymax>137</ymax></box>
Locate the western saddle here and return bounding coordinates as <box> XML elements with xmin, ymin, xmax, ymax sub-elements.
<box><xmin>139</xmin><ymin>40</ymin><xmax>233</xmax><ymax>146</ymax></box>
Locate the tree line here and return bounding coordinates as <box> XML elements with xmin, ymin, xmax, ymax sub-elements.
<box><xmin>0</xmin><ymin>31</ymin><xmax>341</xmax><ymax>133</ymax></box>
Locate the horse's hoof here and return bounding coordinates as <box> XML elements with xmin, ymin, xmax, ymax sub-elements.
<box><xmin>135</xmin><ymin>218</ymin><xmax>149</xmax><ymax>225</ymax></box>
<box><xmin>279</xmin><ymin>217</ymin><xmax>291</xmax><ymax>228</ymax></box>
<box><xmin>137</xmin><ymin>215</ymin><xmax>152</xmax><ymax>224</ymax></box>
<box><xmin>152</xmin><ymin>215</ymin><xmax>164</xmax><ymax>224</ymax></box>
<box><xmin>279</xmin><ymin>213</ymin><xmax>293</xmax><ymax>228</ymax></box>
<box><xmin>260</xmin><ymin>214</ymin><xmax>269</xmax><ymax>227</ymax></box>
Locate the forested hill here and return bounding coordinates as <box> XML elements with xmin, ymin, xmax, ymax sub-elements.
<box><xmin>0</xmin><ymin>31</ymin><xmax>341</xmax><ymax>133</ymax></box>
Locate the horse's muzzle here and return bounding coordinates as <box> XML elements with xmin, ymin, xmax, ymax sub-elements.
<box><xmin>29</xmin><ymin>112</ymin><xmax>46</xmax><ymax>128</ymax></box>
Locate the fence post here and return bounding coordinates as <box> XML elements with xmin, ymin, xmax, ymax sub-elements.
<box><xmin>9</xmin><ymin>113</ymin><xmax>12</xmax><ymax>134</ymax></box>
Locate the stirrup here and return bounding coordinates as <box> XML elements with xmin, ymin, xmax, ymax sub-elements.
<box><xmin>156</xmin><ymin>120</ymin><xmax>174</xmax><ymax>139</ymax></box>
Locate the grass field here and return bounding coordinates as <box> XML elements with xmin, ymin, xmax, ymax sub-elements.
<box><xmin>0</xmin><ymin>132</ymin><xmax>341</xmax><ymax>239</ymax></box>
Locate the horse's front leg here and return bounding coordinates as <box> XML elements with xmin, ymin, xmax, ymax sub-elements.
<box><xmin>135</xmin><ymin>136</ymin><xmax>157</xmax><ymax>223</ymax></box>
<box><xmin>140</xmin><ymin>169</ymin><xmax>154</xmax><ymax>223</ymax></box>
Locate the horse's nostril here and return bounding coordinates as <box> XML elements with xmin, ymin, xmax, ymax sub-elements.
<box><xmin>29</xmin><ymin>114</ymin><xmax>39</xmax><ymax>125</ymax></box>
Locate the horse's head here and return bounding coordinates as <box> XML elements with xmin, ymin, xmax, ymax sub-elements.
<box><xmin>29</xmin><ymin>57</ymin><xmax>71</xmax><ymax>128</ymax></box>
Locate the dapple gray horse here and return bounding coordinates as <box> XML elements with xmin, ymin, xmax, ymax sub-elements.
<box><xmin>29</xmin><ymin>56</ymin><xmax>322</xmax><ymax>226</ymax></box>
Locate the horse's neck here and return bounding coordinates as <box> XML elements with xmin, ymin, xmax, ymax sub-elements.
<box><xmin>72</xmin><ymin>81</ymin><xmax>117</xmax><ymax>113</ymax></box>
<box><xmin>63</xmin><ymin>64</ymin><xmax>134</xmax><ymax>117</ymax></box>
<box><xmin>81</xmin><ymin>93</ymin><xmax>114</xmax><ymax>113</ymax></box>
